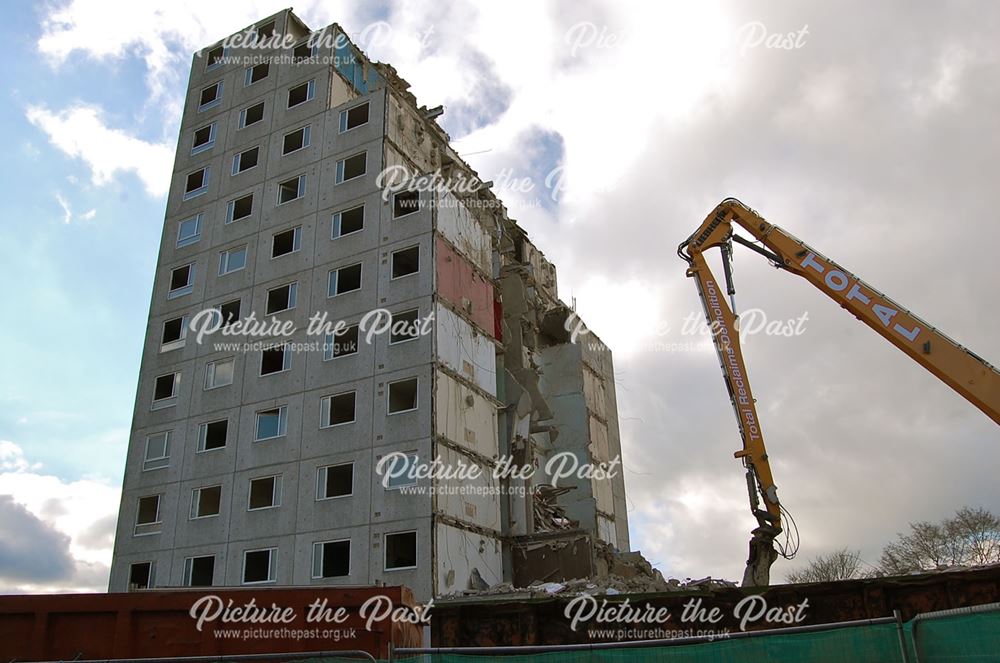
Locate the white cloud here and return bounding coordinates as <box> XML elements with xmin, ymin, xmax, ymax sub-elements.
<box><xmin>27</xmin><ymin>104</ymin><xmax>172</xmax><ymax>197</ymax></box>
<box><xmin>0</xmin><ymin>441</ymin><xmax>119</xmax><ymax>592</ymax></box>
<box><xmin>36</xmin><ymin>0</ymin><xmax>311</xmax><ymax>123</ymax></box>
<box><xmin>54</xmin><ymin>192</ymin><xmax>72</xmax><ymax>224</ymax></box>
<box><xmin>0</xmin><ymin>441</ymin><xmax>42</xmax><ymax>472</ymax></box>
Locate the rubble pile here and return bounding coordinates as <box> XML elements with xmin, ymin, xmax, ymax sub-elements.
<box><xmin>446</xmin><ymin>541</ymin><xmax>737</xmax><ymax>598</ymax></box>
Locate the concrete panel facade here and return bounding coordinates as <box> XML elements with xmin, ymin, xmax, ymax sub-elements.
<box><xmin>111</xmin><ymin>8</ymin><xmax>629</xmax><ymax>601</ymax></box>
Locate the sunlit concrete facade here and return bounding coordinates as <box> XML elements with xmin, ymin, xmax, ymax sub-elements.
<box><xmin>109</xmin><ymin>9</ymin><xmax>628</xmax><ymax>600</ymax></box>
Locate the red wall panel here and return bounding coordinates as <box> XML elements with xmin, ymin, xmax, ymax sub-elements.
<box><xmin>436</xmin><ymin>236</ymin><xmax>496</xmax><ymax>337</ymax></box>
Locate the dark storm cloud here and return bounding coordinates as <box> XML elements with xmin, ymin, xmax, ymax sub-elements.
<box><xmin>0</xmin><ymin>494</ymin><xmax>75</xmax><ymax>584</ymax></box>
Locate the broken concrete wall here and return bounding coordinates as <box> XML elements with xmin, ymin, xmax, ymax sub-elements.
<box><xmin>434</xmin><ymin>371</ymin><xmax>498</xmax><ymax>460</ymax></box>
<box><xmin>328</xmin><ymin>67</ymin><xmax>358</xmax><ymax>109</ymax></box>
<box><xmin>511</xmin><ymin>531</ymin><xmax>595</xmax><ymax>588</ymax></box>
<box><xmin>433</xmin><ymin>444</ymin><xmax>500</xmax><ymax>531</ymax></box>
<box><xmin>386</xmin><ymin>89</ymin><xmax>441</xmax><ymax>174</ymax></box>
<box><xmin>434</xmin><ymin>303</ymin><xmax>497</xmax><ymax>396</ymax></box>
<box><xmin>435</xmin><ymin>522</ymin><xmax>503</xmax><ymax>595</ymax></box>
<box><xmin>331</xmin><ymin>26</ymin><xmax>380</xmax><ymax>94</ymax></box>
<box><xmin>536</xmin><ymin>342</ymin><xmax>599</xmax><ymax>538</ymax></box>
<box><xmin>579</xmin><ymin>333</ymin><xmax>629</xmax><ymax>552</ymax></box>
<box><xmin>436</xmin><ymin>192</ymin><xmax>493</xmax><ymax>274</ymax></box>
<box><xmin>494</xmin><ymin>217</ymin><xmax>631</xmax><ymax>588</ymax></box>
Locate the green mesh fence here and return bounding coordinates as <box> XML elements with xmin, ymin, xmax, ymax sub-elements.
<box><xmin>908</xmin><ymin>610</ymin><xmax>1000</xmax><ymax>663</ymax></box>
<box><xmin>388</xmin><ymin>608</ymin><xmax>1000</xmax><ymax>662</ymax></box>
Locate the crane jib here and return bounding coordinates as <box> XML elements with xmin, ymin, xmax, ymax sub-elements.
<box><xmin>695</xmin><ymin>212</ymin><xmax>726</xmax><ymax>246</ymax></box>
<box><xmin>798</xmin><ymin>251</ymin><xmax>922</xmax><ymax>343</ymax></box>
<box><xmin>705</xmin><ymin>279</ymin><xmax>762</xmax><ymax>443</ymax></box>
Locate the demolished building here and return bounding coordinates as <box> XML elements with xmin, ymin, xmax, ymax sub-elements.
<box><xmin>109</xmin><ymin>8</ymin><xmax>629</xmax><ymax>601</ymax></box>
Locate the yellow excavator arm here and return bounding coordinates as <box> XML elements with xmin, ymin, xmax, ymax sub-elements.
<box><xmin>679</xmin><ymin>198</ymin><xmax>1000</xmax><ymax>587</ymax></box>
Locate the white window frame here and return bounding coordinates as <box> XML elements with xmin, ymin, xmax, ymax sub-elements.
<box><xmin>151</xmin><ymin>372</ymin><xmax>181</xmax><ymax>410</ymax></box>
<box><xmin>265</xmin><ymin>282</ymin><xmax>298</xmax><ymax>314</ymax></box>
<box><xmin>271</xmin><ymin>226</ymin><xmax>302</xmax><ymax>259</ymax></box>
<box><xmin>218</xmin><ymin>245</ymin><xmax>248</xmax><ymax>276</ymax></box>
<box><xmin>383</xmin><ymin>452</ymin><xmax>419</xmax><ymax>489</ymax></box>
<box><xmin>128</xmin><ymin>561</ymin><xmax>155</xmax><ymax>590</ymax></box>
<box><xmin>191</xmin><ymin>122</ymin><xmax>217</xmax><ymax>155</ymax></box>
<box><xmin>241</xmin><ymin>547</ymin><xmax>277</xmax><ymax>585</ymax></box>
<box><xmin>312</xmin><ymin>539</ymin><xmax>351</xmax><ymax>579</ymax></box>
<box><xmin>327</xmin><ymin>263</ymin><xmax>362</xmax><ymax>298</ymax></box>
<box><xmin>384</xmin><ymin>530</ymin><xmax>418</xmax><ymax>571</ymax></box>
<box><xmin>331</xmin><ymin>204</ymin><xmax>364</xmax><ymax>239</ymax></box>
<box><xmin>390</xmin><ymin>246</ymin><xmax>420</xmax><ymax>280</ymax></box>
<box><xmin>183</xmin><ymin>167</ymin><xmax>209</xmax><ymax>200</ymax></box>
<box><xmin>198</xmin><ymin>81</ymin><xmax>223</xmax><ymax>111</ymax></box>
<box><xmin>232</xmin><ymin>147</ymin><xmax>259</xmax><ymax>176</ymax></box>
<box><xmin>205</xmin><ymin>45</ymin><xmax>225</xmax><ymax>71</ymax></box>
<box><xmin>176</xmin><ymin>213</ymin><xmax>203</xmax><ymax>248</ymax></box>
<box><xmin>217</xmin><ymin>299</ymin><xmax>241</xmax><ymax>327</ymax></box>
<box><xmin>393</xmin><ymin>189</ymin><xmax>421</xmax><ymax>218</ymax></box>
<box><xmin>239</xmin><ymin>101</ymin><xmax>265</xmax><ymax>129</ymax></box>
<box><xmin>160</xmin><ymin>315</ymin><xmax>187</xmax><ymax>352</ymax></box>
<box><xmin>320</xmin><ymin>391</ymin><xmax>356</xmax><ymax>429</ymax></box>
<box><xmin>197</xmin><ymin>419</ymin><xmax>228</xmax><ymax>452</ymax></box>
<box><xmin>323</xmin><ymin>325</ymin><xmax>359</xmax><ymax>361</ymax></box>
<box><xmin>142</xmin><ymin>431</ymin><xmax>171</xmax><ymax>471</ymax></box>
<box><xmin>389</xmin><ymin>309</ymin><xmax>421</xmax><ymax>346</ymax></box>
<box><xmin>276</xmin><ymin>175</ymin><xmax>306</xmax><ymax>205</ymax></box>
<box><xmin>183</xmin><ymin>555</ymin><xmax>215</xmax><ymax>587</ymax></box>
<box><xmin>339</xmin><ymin>101</ymin><xmax>370</xmax><ymax>133</ymax></box>
<box><xmin>317</xmin><ymin>463</ymin><xmax>354</xmax><ymax>501</ymax></box>
<box><xmin>204</xmin><ymin>356</ymin><xmax>235</xmax><ymax>390</ymax></box>
<box><xmin>134</xmin><ymin>494</ymin><xmax>162</xmax><ymax>533</ymax></box>
<box><xmin>247</xmin><ymin>475</ymin><xmax>282</xmax><ymax>511</ymax></box>
<box><xmin>335</xmin><ymin>152</ymin><xmax>367</xmax><ymax>184</ymax></box>
<box><xmin>293</xmin><ymin>40</ymin><xmax>318</xmax><ymax>62</ymax></box>
<box><xmin>190</xmin><ymin>485</ymin><xmax>222</xmax><ymax>519</ymax></box>
<box><xmin>287</xmin><ymin>79</ymin><xmax>316</xmax><ymax>108</ymax></box>
<box><xmin>244</xmin><ymin>62</ymin><xmax>269</xmax><ymax>87</ymax></box>
<box><xmin>167</xmin><ymin>263</ymin><xmax>195</xmax><ymax>299</ymax></box>
<box><xmin>226</xmin><ymin>193</ymin><xmax>254</xmax><ymax>224</ymax></box>
<box><xmin>387</xmin><ymin>377</ymin><xmax>419</xmax><ymax>415</ymax></box>
<box><xmin>281</xmin><ymin>125</ymin><xmax>311</xmax><ymax>155</ymax></box>
<box><xmin>259</xmin><ymin>344</ymin><xmax>291</xmax><ymax>376</ymax></box>
<box><xmin>254</xmin><ymin>406</ymin><xmax>288</xmax><ymax>441</ymax></box>
<box><xmin>253</xmin><ymin>21</ymin><xmax>276</xmax><ymax>44</ymax></box>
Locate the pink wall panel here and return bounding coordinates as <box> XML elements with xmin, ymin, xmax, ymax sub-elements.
<box><xmin>436</xmin><ymin>235</ymin><xmax>496</xmax><ymax>337</ymax></box>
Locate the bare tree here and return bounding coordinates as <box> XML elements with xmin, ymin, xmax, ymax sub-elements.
<box><xmin>948</xmin><ymin>507</ymin><xmax>1000</xmax><ymax>565</ymax></box>
<box><xmin>879</xmin><ymin>507</ymin><xmax>1000</xmax><ymax>575</ymax></box>
<box><xmin>787</xmin><ymin>547</ymin><xmax>870</xmax><ymax>583</ymax></box>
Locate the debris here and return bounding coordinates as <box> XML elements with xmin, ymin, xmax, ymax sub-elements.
<box><xmin>532</xmin><ymin>484</ymin><xmax>578</xmax><ymax>531</ymax></box>
<box><xmin>444</xmin><ymin>539</ymin><xmax>738</xmax><ymax>598</ymax></box>
<box><xmin>469</xmin><ymin>567</ymin><xmax>490</xmax><ymax>591</ymax></box>
<box><xmin>530</xmin><ymin>582</ymin><xmax>566</xmax><ymax>594</ymax></box>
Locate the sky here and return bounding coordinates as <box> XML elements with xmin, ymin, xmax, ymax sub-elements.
<box><xmin>1</xmin><ymin>0</ymin><xmax>999</xmax><ymax>593</ymax></box>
